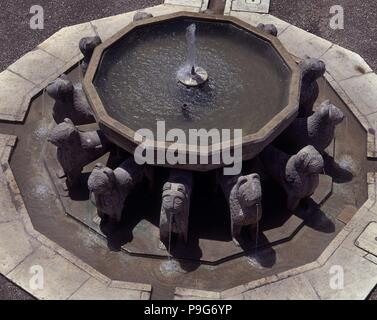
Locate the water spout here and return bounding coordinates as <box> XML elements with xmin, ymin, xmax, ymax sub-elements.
<box><xmin>186</xmin><ymin>24</ymin><xmax>197</xmax><ymax>72</ymax></box>
<box><xmin>168</xmin><ymin>212</ymin><xmax>173</xmax><ymax>260</ymax></box>
<box><xmin>177</xmin><ymin>23</ymin><xmax>208</xmax><ymax>87</ymax></box>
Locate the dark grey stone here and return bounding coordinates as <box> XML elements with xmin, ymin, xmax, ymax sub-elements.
<box><xmin>217</xmin><ymin>172</ymin><xmax>262</xmax><ymax>247</ymax></box>
<box><xmin>133</xmin><ymin>11</ymin><xmax>153</xmax><ymax>22</ymax></box>
<box><xmin>46</xmin><ymin>75</ymin><xmax>95</xmax><ymax>125</ymax></box>
<box><xmin>298</xmin><ymin>58</ymin><xmax>326</xmax><ymax>117</ymax></box>
<box><xmin>79</xmin><ymin>36</ymin><xmax>102</xmax><ymax>75</ymax></box>
<box><xmin>281</xmin><ymin>100</ymin><xmax>344</xmax><ymax>152</ymax></box>
<box><xmin>88</xmin><ymin>158</ymin><xmax>149</xmax><ymax>223</ymax></box>
<box><xmin>260</xmin><ymin>145</ymin><xmax>324</xmax><ymax>211</ymax></box>
<box><xmin>48</xmin><ymin>118</ymin><xmax>109</xmax><ymax>188</ymax></box>
<box><xmin>257</xmin><ymin>23</ymin><xmax>278</xmax><ymax>36</ymax></box>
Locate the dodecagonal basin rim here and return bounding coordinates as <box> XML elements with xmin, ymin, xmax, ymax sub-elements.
<box><xmin>83</xmin><ymin>12</ymin><xmax>301</xmax><ymax>171</ymax></box>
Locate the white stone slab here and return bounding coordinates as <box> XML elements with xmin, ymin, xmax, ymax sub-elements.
<box><xmin>164</xmin><ymin>0</ymin><xmax>203</xmax><ymax>8</ymax></box>
<box><xmin>0</xmin><ymin>221</ymin><xmax>35</xmax><ymax>275</ymax></box>
<box><xmin>321</xmin><ymin>45</ymin><xmax>373</xmax><ymax>82</ymax></box>
<box><xmin>242</xmin><ymin>275</ymin><xmax>319</xmax><ymax>300</ymax></box>
<box><xmin>175</xmin><ymin>287</ymin><xmax>221</xmax><ymax>300</ymax></box>
<box><xmin>224</xmin><ymin>0</ymin><xmax>232</xmax><ymax>15</ymax></box>
<box><xmin>365</xmin><ymin>254</ymin><xmax>377</xmax><ymax>265</ymax></box>
<box><xmin>278</xmin><ymin>25</ymin><xmax>332</xmax><ymax>59</ymax></box>
<box><xmin>306</xmin><ymin>247</ymin><xmax>377</xmax><ymax>300</ymax></box>
<box><xmin>91</xmin><ymin>4</ymin><xmax>200</xmax><ymax>41</ymax></box>
<box><xmin>230</xmin><ymin>11</ymin><xmax>290</xmax><ymax>36</ymax></box>
<box><xmin>201</xmin><ymin>0</ymin><xmax>210</xmax><ymax>11</ymax></box>
<box><xmin>355</xmin><ymin>222</ymin><xmax>377</xmax><ymax>256</ymax></box>
<box><xmin>38</xmin><ymin>22</ymin><xmax>96</xmax><ymax>63</ymax></box>
<box><xmin>0</xmin><ymin>70</ymin><xmax>36</xmax><ymax>122</ymax></box>
<box><xmin>7</xmin><ymin>49</ymin><xmax>65</xmax><ymax>86</ymax></box>
<box><xmin>230</xmin><ymin>0</ymin><xmax>271</xmax><ymax>14</ymax></box>
<box><xmin>69</xmin><ymin>277</ymin><xmax>150</xmax><ymax>300</ymax></box>
<box><xmin>340</xmin><ymin>73</ymin><xmax>377</xmax><ymax>116</ymax></box>
<box><xmin>340</xmin><ymin>209</ymin><xmax>377</xmax><ymax>258</ymax></box>
<box><xmin>8</xmin><ymin>246</ymin><xmax>91</xmax><ymax>300</ymax></box>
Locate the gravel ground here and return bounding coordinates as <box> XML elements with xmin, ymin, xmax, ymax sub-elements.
<box><xmin>0</xmin><ymin>0</ymin><xmax>376</xmax><ymax>300</ymax></box>
<box><xmin>0</xmin><ymin>0</ymin><xmax>162</xmax><ymax>72</ymax></box>
<box><xmin>270</xmin><ymin>0</ymin><xmax>377</xmax><ymax>71</ymax></box>
<box><xmin>0</xmin><ymin>275</ymin><xmax>34</xmax><ymax>300</ymax></box>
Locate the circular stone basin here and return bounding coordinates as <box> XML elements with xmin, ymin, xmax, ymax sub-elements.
<box><xmin>84</xmin><ymin>13</ymin><xmax>301</xmax><ymax>170</ymax></box>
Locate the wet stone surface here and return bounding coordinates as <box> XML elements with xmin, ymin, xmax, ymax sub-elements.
<box><xmin>0</xmin><ymin>66</ymin><xmax>371</xmax><ymax>299</ymax></box>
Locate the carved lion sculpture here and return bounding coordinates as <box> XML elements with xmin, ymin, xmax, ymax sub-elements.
<box><xmin>133</xmin><ymin>11</ymin><xmax>153</xmax><ymax>22</ymax></box>
<box><xmin>280</xmin><ymin>100</ymin><xmax>344</xmax><ymax>153</ymax></box>
<box><xmin>46</xmin><ymin>75</ymin><xmax>95</xmax><ymax>125</ymax></box>
<box><xmin>298</xmin><ymin>58</ymin><xmax>326</xmax><ymax>117</ymax></box>
<box><xmin>260</xmin><ymin>145</ymin><xmax>324</xmax><ymax>211</ymax></box>
<box><xmin>79</xmin><ymin>36</ymin><xmax>102</xmax><ymax>75</ymax></box>
<box><xmin>160</xmin><ymin>170</ymin><xmax>193</xmax><ymax>247</ymax></box>
<box><xmin>257</xmin><ymin>23</ymin><xmax>278</xmax><ymax>36</ymax></box>
<box><xmin>217</xmin><ymin>172</ymin><xmax>262</xmax><ymax>246</ymax></box>
<box><xmin>48</xmin><ymin>118</ymin><xmax>109</xmax><ymax>188</ymax></box>
<box><xmin>88</xmin><ymin>158</ymin><xmax>147</xmax><ymax>223</ymax></box>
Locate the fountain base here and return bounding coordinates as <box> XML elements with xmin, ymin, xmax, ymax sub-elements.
<box><xmin>177</xmin><ymin>66</ymin><xmax>209</xmax><ymax>87</ymax></box>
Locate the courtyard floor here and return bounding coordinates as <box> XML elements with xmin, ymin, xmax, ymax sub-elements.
<box><xmin>0</xmin><ymin>0</ymin><xmax>376</xmax><ymax>300</ymax></box>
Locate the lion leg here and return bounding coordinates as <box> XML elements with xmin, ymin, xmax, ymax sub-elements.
<box><xmin>66</xmin><ymin>167</ymin><xmax>82</xmax><ymax>189</ymax></box>
<box><xmin>159</xmin><ymin>221</ymin><xmax>170</xmax><ymax>250</ymax></box>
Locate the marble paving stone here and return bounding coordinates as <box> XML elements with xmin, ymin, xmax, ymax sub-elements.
<box><xmin>230</xmin><ymin>11</ymin><xmax>290</xmax><ymax>36</ymax></box>
<box><xmin>355</xmin><ymin>222</ymin><xmax>377</xmax><ymax>256</ymax></box>
<box><xmin>0</xmin><ymin>221</ymin><xmax>35</xmax><ymax>275</ymax></box>
<box><xmin>164</xmin><ymin>0</ymin><xmax>203</xmax><ymax>8</ymax></box>
<box><xmin>230</xmin><ymin>0</ymin><xmax>271</xmax><ymax>14</ymax></box>
<box><xmin>321</xmin><ymin>45</ymin><xmax>373</xmax><ymax>82</ymax></box>
<box><xmin>91</xmin><ymin>4</ymin><xmax>200</xmax><ymax>41</ymax></box>
<box><xmin>69</xmin><ymin>277</ymin><xmax>150</xmax><ymax>300</ymax></box>
<box><xmin>278</xmin><ymin>25</ymin><xmax>332</xmax><ymax>59</ymax></box>
<box><xmin>8</xmin><ymin>246</ymin><xmax>91</xmax><ymax>300</ymax></box>
<box><xmin>365</xmin><ymin>254</ymin><xmax>377</xmax><ymax>265</ymax></box>
<box><xmin>90</xmin><ymin>11</ymin><xmax>135</xmax><ymax>41</ymax></box>
<box><xmin>0</xmin><ymin>70</ymin><xmax>35</xmax><ymax>121</ymax></box>
<box><xmin>242</xmin><ymin>275</ymin><xmax>319</xmax><ymax>300</ymax></box>
<box><xmin>7</xmin><ymin>49</ymin><xmax>65</xmax><ymax>86</ymax></box>
<box><xmin>337</xmin><ymin>205</ymin><xmax>358</xmax><ymax>224</ymax></box>
<box><xmin>38</xmin><ymin>22</ymin><xmax>96</xmax><ymax>63</ymax></box>
<box><xmin>340</xmin><ymin>73</ymin><xmax>377</xmax><ymax>116</ymax></box>
<box><xmin>305</xmin><ymin>247</ymin><xmax>377</xmax><ymax>300</ymax></box>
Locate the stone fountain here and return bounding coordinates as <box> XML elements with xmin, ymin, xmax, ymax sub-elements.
<box><xmin>45</xmin><ymin>12</ymin><xmax>345</xmax><ymax>259</ymax></box>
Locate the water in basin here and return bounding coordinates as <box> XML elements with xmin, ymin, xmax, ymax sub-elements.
<box><xmin>94</xmin><ymin>18</ymin><xmax>291</xmax><ymax>137</ymax></box>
